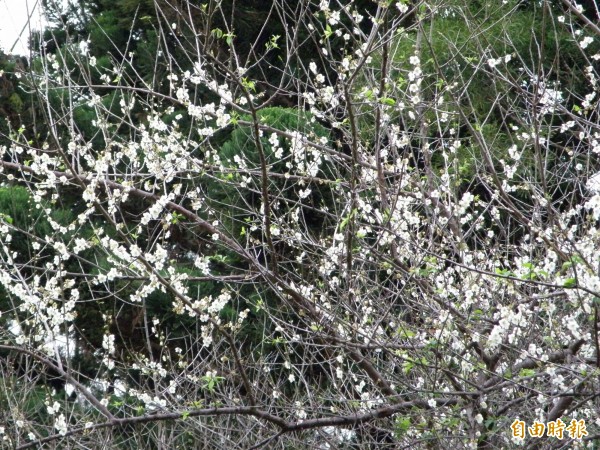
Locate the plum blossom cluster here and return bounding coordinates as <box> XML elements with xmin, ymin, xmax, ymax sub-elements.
<box><xmin>3</xmin><ymin>0</ymin><xmax>600</xmax><ymax>448</ymax></box>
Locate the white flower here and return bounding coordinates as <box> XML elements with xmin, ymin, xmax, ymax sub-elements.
<box><xmin>328</xmin><ymin>11</ymin><xmax>340</xmax><ymax>26</ymax></box>
<box><xmin>73</xmin><ymin>238</ymin><xmax>90</xmax><ymax>254</ymax></box>
<box><xmin>507</xmin><ymin>144</ymin><xmax>520</xmax><ymax>160</ymax></box>
<box><xmin>396</xmin><ymin>2</ymin><xmax>409</xmax><ymax>13</ymax></box>
<box><xmin>580</xmin><ymin>36</ymin><xmax>593</xmax><ymax>49</ymax></box>
<box><xmin>54</xmin><ymin>414</ymin><xmax>67</xmax><ymax>436</ymax></box>
<box><xmin>537</xmin><ymin>84</ymin><xmax>563</xmax><ymax>114</ymax></box>
<box><xmin>194</xmin><ymin>256</ymin><xmax>211</xmax><ymax>275</ymax></box>
<box><xmin>268</xmin><ymin>132</ymin><xmax>279</xmax><ymax>148</ymax></box>
<box><xmin>292</xmin><ymin>402</ymin><xmax>308</xmax><ymax>419</ymax></box>
<box><xmin>102</xmin><ymin>334</ymin><xmax>115</xmax><ymax>355</ymax></box>
<box><xmin>487</xmin><ymin>58</ymin><xmax>500</xmax><ymax>68</ymax></box>
<box><xmin>458</xmin><ymin>192</ymin><xmax>475</xmax><ymax>215</ymax></box>
<box><xmin>46</xmin><ymin>401</ymin><xmax>61</xmax><ymax>415</ymax></box>
<box><xmin>587</xmin><ymin>172</ymin><xmax>600</xmax><ymax>193</ymax></box>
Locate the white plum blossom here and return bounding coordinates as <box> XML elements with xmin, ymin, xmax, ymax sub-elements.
<box><xmin>54</xmin><ymin>414</ymin><xmax>67</xmax><ymax>436</ymax></box>
<box><xmin>580</xmin><ymin>36</ymin><xmax>593</xmax><ymax>49</ymax></box>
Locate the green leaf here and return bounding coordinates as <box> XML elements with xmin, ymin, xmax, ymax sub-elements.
<box><xmin>171</xmin><ymin>212</ymin><xmax>185</xmax><ymax>224</ymax></box>
<box><xmin>495</xmin><ymin>268</ymin><xmax>513</xmax><ymax>277</ymax></box>
<box><xmin>484</xmin><ymin>418</ymin><xmax>496</xmax><ymax>430</ymax></box>
<box><xmin>395</xmin><ymin>417</ymin><xmax>411</xmax><ymax>435</ymax></box>
<box><xmin>518</xmin><ymin>368</ymin><xmax>535</xmax><ymax>377</ymax></box>
<box><xmin>571</xmin><ymin>255</ymin><xmax>585</xmax><ymax>264</ymax></box>
<box><xmin>339</xmin><ymin>208</ymin><xmax>357</xmax><ymax>231</ymax></box>
<box><xmin>266</xmin><ymin>35</ymin><xmax>280</xmax><ymax>50</ymax></box>
<box><xmin>224</xmin><ymin>33</ymin><xmax>235</xmax><ymax>46</ymax></box>
<box><xmin>241</xmin><ymin>77</ymin><xmax>256</xmax><ymax>92</ymax></box>
<box><xmin>563</xmin><ymin>277</ymin><xmax>577</xmax><ymax>288</ymax></box>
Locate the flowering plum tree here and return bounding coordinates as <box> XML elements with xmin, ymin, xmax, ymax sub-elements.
<box><xmin>2</xmin><ymin>0</ymin><xmax>600</xmax><ymax>448</ymax></box>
